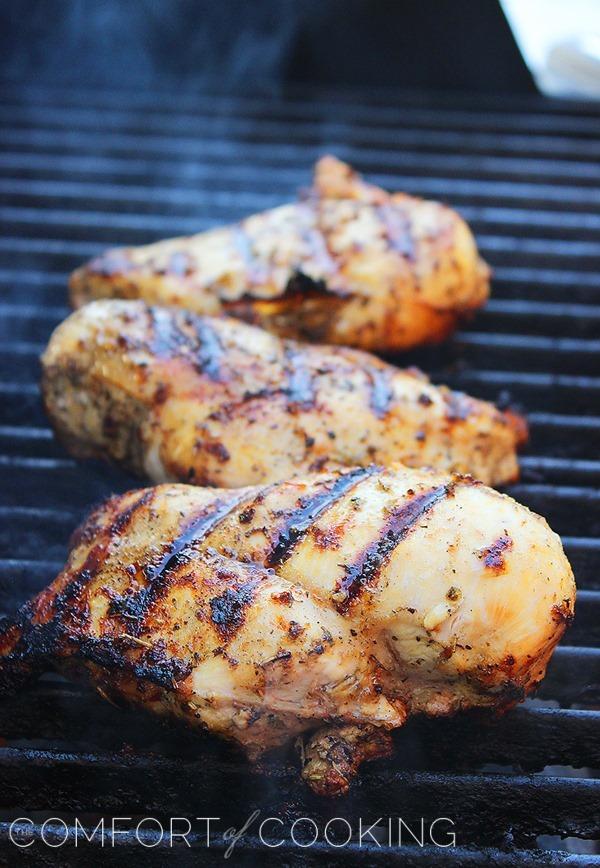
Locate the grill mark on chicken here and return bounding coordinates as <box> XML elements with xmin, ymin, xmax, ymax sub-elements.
<box><xmin>266</xmin><ymin>466</ymin><xmax>379</xmax><ymax>567</ymax></box>
<box><xmin>368</xmin><ymin>367</ymin><xmax>394</xmax><ymax>418</ymax></box>
<box><xmin>147</xmin><ymin>495</ymin><xmax>245</xmax><ymax>577</ymax></box>
<box><xmin>60</xmin><ymin>489</ymin><xmax>156</xmax><ymax>611</ymax></box>
<box><xmin>334</xmin><ymin>483</ymin><xmax>451</xmax><ymax>613</ymax></box>
<box><xmin>302</xmin><ymin>224</ymin><xmax>338</xmax><ymax>277</ymax></box>
<box><xmin>149</xmin><ymin>307</ymin><xmax>223</xmax><ymax>381</ymax></box>
<box><xmin>283</xmin><ymin>343</ymin><xmax>316</xmax><ymax>410</ymax></box>
<box><xmin>109</xmin><ymin>491</ymin><xmax>252</xmax><ymax>629</ymax></box>
<box><xmin>191</xmin><ymin>318</ymin><xmax>224</xmax><ymax>381</ymax></box>
<box><xmin>148</xmin><ymin>306</ymin><xmax>190</xmax><ymax>358</ymax></box>
<box><xmin>110</xmin><ymin>490</ymin><xmax>156</xmax><ymax>537</ymax></box>
<box><xmin>62</xmin><ymin>491</ymin><xmax>157</xmax><ymax>598</ymax></box>
<box><xmin>377</xmin><ymin>203</ymin><xmax>415</xmax><ymax>260</ymax></box>
<box><xmin>478</xmin><ymin>535</ymin><xmax>514</xmax><ymax>575</ymax></box>
<box><xmin>231</xmin><ymin>223</ymin><xmax>267</xmax><ymax>287</ymax></box>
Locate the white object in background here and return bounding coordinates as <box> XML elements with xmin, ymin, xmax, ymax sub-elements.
<box><xmin>501</xmin><ymin>0</ymin><xmax>600</xmax><ymax>98</ymax></box>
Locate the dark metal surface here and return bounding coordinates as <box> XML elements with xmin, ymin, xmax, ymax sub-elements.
<box><xmin>0</xmin><ymin>81</ymin><xmax>599</xmax><ymax>864</ymax></box>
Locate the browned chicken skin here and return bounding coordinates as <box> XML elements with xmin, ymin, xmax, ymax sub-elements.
<box><xmin>0</xmin><ymin>466</ymin><xmax>574</xmax><ymax>795</ymax></box>
<box><xmin>42</xmin><ymin>300</ymin><xmax>526</xmax><ymax>488</ymax></box>
<box><xmin>69</xmin><ymin>156</ymin><xmax>490</xmax><ymax>352</ymax></box>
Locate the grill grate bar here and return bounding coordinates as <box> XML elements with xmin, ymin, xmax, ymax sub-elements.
<box><xmin>0</xmin><ymin>302</ymin><xmax>67</xmax><ymax>319</ymax></box>
<box><xmin>0</xmin><ymin>743</ymin><xmax>597</xmax><ymax>843</ymax></box>
<box><xmin>0</xmin><ymin>381</ymin><xmax>41</xmax><ymax>395</ymax></box>
<box><xmin>566</xmin><ymin>590</ymin><xmax>600</xmax><ymax>645</ymax></box>
<box><xmin>484</xmin><ymin>299</ymin><xmax>600</xmax><ymax>317</ymax></box>
<box><xmin>494</xmin><ymin>267</ymin><xmax>600</xmax><ymax>287</ymax></box>
<box><xmin>3</xmin><ymin>122</ymin><xmax>600</xmax><ymax>185</ymax></box>
<box><xmin>539</xmin><ymin>646</ymin><xmax>600</xmax><ymax>705</ymax></box>
<box><xmin>456</xmin><ymin>370</ymin><xmax>600</xmax><ymax>389</ymax></box>
<box><xmin>4</xmin><ymin>81</ymin><xmax>600</xmax><ymax>132</ymax></box>
<box><xmin>0</xmin><ymin>269</ymin><xmax>68</xmax><ymax>285</ymax></box>
<box><xmin>1</xmin><ymin>159</ymin><xmax>599</xmax><ymax>210</ymax></box>
<box><xmin>4</xmin><ymin>147</ymin><xmax>600</xmax><ymax>189</ymax></box>
<box><xmin>0</xmin><ymin>504</ymin><xmax>79</xmax><ymax>521</ymax></box>
<box><xmin>1</xmin><ymin>156</ymin><xmax>599</xmax><ymax>216</ymax></box>
<box><xmin>9</xmin><ymin>95</ymin><xmax>600</xmax><ymax>138</ymax></box>
<box><xmin>0</xmin><ymin>425</ymin><xmax>53</xmax><ymax>438</ymax></box>
<box><xmin>0</xmin><ymin>455</ymin><xmax>76</xmax><ymax>470</ymax></box>
<box><xmin>5</xmin><ymin>201</ymin><xmax>600</xmax><ymax>244</ymax></box>
<box><xmin>0</xmin><ymin>557</ymin><xmax>62</xmax><ymax>571</ymax></box>
<box><xmin>526</xmin><ymin>412</ymin><xmax>600</xmax><ymax>429</ymax></box>
<box><xmin>458</xmin><ymin>332</ymin><xmax>600</xmax><ymax>352</ymax></box>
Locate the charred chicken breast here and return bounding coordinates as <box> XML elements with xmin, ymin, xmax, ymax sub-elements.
<box><xmin>0</xmin><ymin>465</ymin><xmax>574</xmax><ymax>795</ymax></box>
<box><xmin>42</xmin><ymin>300</ymin><xmax>525</xmax><ymax>488</ymax></box>
<box><xmin>69</xmin><ymin>156</ymin><xmax>490</xmax><ymax>352</ymax></box>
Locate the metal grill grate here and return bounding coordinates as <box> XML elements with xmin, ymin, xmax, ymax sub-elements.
<box><xmin>0</xmin><ymin>80</ymin><xmax>599</xmax><ymax>865</ymax></box>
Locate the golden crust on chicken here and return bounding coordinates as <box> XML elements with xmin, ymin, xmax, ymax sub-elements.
<box><xmin>41</xmin><ymin>300</ymin><xmax>525</xmax><ymax>488</ymax></box>
<box><xmin>69</xmin><ymin>156</ymin><xmax>490</xmax><ymax>352</ymax></box>
<box><xmin>0</xmin><ymin>465</ymin><xmax>574</xmax><ymax>794</ymax></box>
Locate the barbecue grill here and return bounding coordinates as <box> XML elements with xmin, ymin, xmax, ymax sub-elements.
<box><xmin>0</xmin><ymin>79</ymin><xmax>599</xmax><ymax>865</ymax></box>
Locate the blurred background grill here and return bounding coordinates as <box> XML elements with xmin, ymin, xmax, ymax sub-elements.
<box><xmin>0</xmin><ymin>79</ymin><xmax>599</xmax><ymax>864</ymax></box>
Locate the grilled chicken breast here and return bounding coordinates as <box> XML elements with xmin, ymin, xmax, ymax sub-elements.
<box><xmin>0</xmin><ymin>466</ymin><xmax>574</xmax><ymax>795</ymax></box>
<box><xmin>42</xmin><ymin>300</ymin><xmax>525</xmax><ymax>489</ymax></box>
<box><xmin>69</xmin><ymin>156</ymin><xmax>490</xmax><ymax>352</ymax></box>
